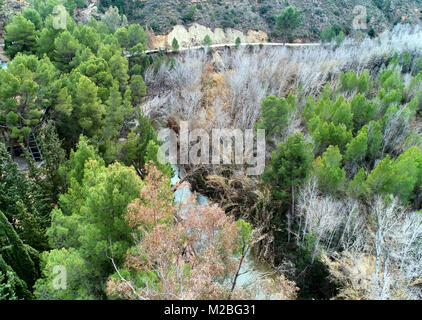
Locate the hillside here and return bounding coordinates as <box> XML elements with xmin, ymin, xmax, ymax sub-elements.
<box><xmin>105</xmin><ymin>0</ymin><xmax>422</xmax><ymax>41</ymax></box>
<box><xmin>1</xmin><ymin>0</ymin><xmax>421</xmax><ymax>48</ymax></box>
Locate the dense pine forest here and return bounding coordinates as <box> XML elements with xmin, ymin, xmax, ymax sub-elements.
<box><xmin>1</xmin><ymin>0</ymin><xmax>422</xmax><ymax>301</ymax></box>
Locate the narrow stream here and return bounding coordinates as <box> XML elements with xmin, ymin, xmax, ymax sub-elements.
<box><xmin>171</xmin><ymin>165</ymin><xmax>274</xmax><ymax>297</ymax></box>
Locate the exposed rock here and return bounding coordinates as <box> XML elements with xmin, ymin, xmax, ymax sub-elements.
<box><xmin>211</xmin><ymin>51</ymin><xmax>223</xmax><ymax>71</ymax></box>
<box><xmin>74</xmin><ymin>0</ymin><xmax>101</xmax><ymax>24</ymax></box>
<box><xmin>127</xmin><ymin>0</ymin><xmax>422</xmax><ymax>42</ymax></box>
<box><xmin>151</xmin><ymin>23</ymin><xmax>268</xmax><ymax>49</ymax></box>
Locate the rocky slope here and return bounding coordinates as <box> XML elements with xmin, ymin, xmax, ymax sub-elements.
<box><xmin>120</xmin><ymin>0</ymin><xmax>422</xmax><ymax>41</ymax></box>
<box><xmin>1</xmin><ymin>0</ymin><xmax>421</xmax><ymax>52</ymax></box>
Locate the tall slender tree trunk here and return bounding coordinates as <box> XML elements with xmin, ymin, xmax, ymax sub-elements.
<box><xmin>288</xmin><ymin>184</ymin><xmax>295</xmax><ymax>243</ymax></box>
<box><xmin>229</xmin><ymin>244</ymin><xmax>248</xmax><ymax>299</ymax></box>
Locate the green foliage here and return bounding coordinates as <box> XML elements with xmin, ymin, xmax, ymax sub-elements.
<box><xmin>378</xmin><ymin>67</ymin><xmax>404</xmax><ymax>92</ymax></box>
<box><xmin>15</xmin><ymin>199</ymin><xmax>49</xmax><ymax>252</ymax></box>
<box><xmin>377</xmin><ymin>67</ymin><xmax>405</xmax><ymax>113</ymax></box>
<box><xmin>99</xmin><ymin>81</ymin><xmax>133</xmax><ymax>163</ymax></box>
<box><xmin>235</xmin><ymin>37</ymin><xmax>241</xmax><ymax>48</ymax></box>
<box><xmin>0</xmin><ymin>259</ymin><xmax>32</xmax><ymax>300</ymax></box>
<box><xmin>36</xmin><ymin>14</ymin><xmax>75</xmax><ymax>60</ymax></box>
<box><xmin>0</xmin><ymin>138</ymin><xmax>55</xmax><ymax>251</ymax></box>
<box><xmin>0</xmin><ymin>55</ymin><xmax>49</xmax><ymax>142</ymax></box>
<box><xmin>334</xmin><ymin>31</ymin><xmax>345</xmax><ymax>46</ymax></box>
<box><xmin>119</xmin><ymin>111</ymin><xmax>158</xmax><ymax>170</ymax></box>
<box><xmin>366</xmin><ymin>121</ymin><xmax>383</xmax><ymax>163</ymax></box>
<box><xmin>345</xmin><ymin>128</ymin><xmax>368</xmax><ymax>165</ymax></box>
<box><xmin>235</xmin><ymin>219</ymin><xmax>253</xmax><ymax>255</ymax></box>
<box><xmin>34</xmin><ymin>248</ymin><xmax>93</xmax><ymax>300</ymax></box>
<box><xmin>255</xmin><ymin>94</ymin><xmax>296</xmax><ymax>146</ymax></box>
<box><xmin>71</xmin><ymin>75</ymin><xmax>105</xmax><ymax>137</ymax></box>
<box><xmin>366</xmin><ymin>146</ymin><xmax>422</xmax><ymax>203</ymax></box>
<box><xmin>0</xmin><ymin>270</ymin><xmax>21</xmax><ymax>300</ymax></box>
<box><xmin>127</xmin><ymin>24</ymin><xmax>148</xmax><ymax>49</ymax></box>
<box><xmin>399</xmin><ymin>52</ymin><xmax>412</xmax><ymax>73</ymax></box>
<box><xmin>308</xmin><ymin>118</ymin><xmax>352</xmax><ymax>155</ymax></box>
<box><xmin>263</xmin><ymin>133</ymin><xmax>313</xmax><ymax>201</ymax></box>
<box><xmin>101</xmin><ymin>5</ymin><xmax>128</xmax><ymax>31</ymax></box>
<box><xmin>109</xmin><ymin>53</ymin><xmax>130</xmax><ymax>91</ymax></box>
<box><xmin>340</xmin><ymin>71</ymin><xmax>370</xmax><ymax>94</ymax></box>
<box><xmin>4</xmin><ymin>15</ymin><xmax>37</xmax><ymax>58</ymax></box>
<box><xmin>0</xmin><ymin>3</ymin><xmax>160</xmax><ymax>300</ymax></box>
<box><xmin>203</xmin><ymin>34</ymin><xmax>212</xmax><ymax>46</ymax></box>
<box><xmin>172</xmin><ymin>37</ymin><xmax>180</xmax><ymax>51</ymax></box>
<box><xmin>30</xmin><ymin>0</ymin><xmax>86</xmax><ymax>19</ymax></box>
<box><xmin>72</xmin><ymin>56</ymin><xmax>113</xmax><ymax>103</ymax></box>
<box><xmin>129</xmin><ymin>75</ymin><xmax>146</xmax><ymax>106</ymax></box>
<box><xmin>43</xmin><ymin>138</ymin><xmax>143</xmax><ymax>298</ymax></box>
<box><xmin>350</xmin><ymin>93</ymin><xmax>377</xmax><ymax>129</ymax></box>
<box><xmin>64</xmin><ymin>136</ymin><xmax>104</xmax><ymax>185</ymax></box>
<box><xmin>412</xmin><ymin>58</ymin><xmax>422</xmax><ymax>76</ymax></box>
<box><xmin>388</xmin><ymin>147</ymin><xmax>422</xmax><ymax>203</ymax></box>
<box><xmin>98</xmin><ymin>0</ymin><xmax>130</xmax><ymax>15</ymax></box>
<box><xmin>305</xmin><ymin>93</ymin><xmax>353</xmax><ymax>130</ymax></box>
<box><xmin>72</xmin><ymin>24</ymin><xmax>101</xmax><ymax>54</ymax></box>
<box><xmin>115</xmin><ymin>27</ymin><xmax>129</xmax><ymax>48</ymax></box>
<box><xmin>53</xmin><ymin>31</ymin><xmax>82</xmax><ymax>72</ymax></box>
<box><xmin>313</xmin><ymin>145</ymin><xmax>346</xmax><ymax>195</ymax></box>
<box><xmin>182</xmin><ymin>5</ymin><xmax>196</xmax><ymax>23</ymax></box>
<box><xmin>321</xmin><ymin>26</ymin><xmax>336</xmax><ymax>43</ymax></box>
<box><xmin>366</xmin><ymin>155</ymin><xmax>394</xmax><ymax>195</ymax></box>
<box><xmin>347</xmin><ymin>168</ymin><xmax>369</xmax><ymax>199</ymax></box>
<box><xmin>305</xmin><ymin>87</ymin><xmax>357</xmax><ymax>154</ymax></box>
<box><xmin>0</xmin><ymin>144</ymin><xmax>35</xmax><ymax>223</ymax></box>
<box><xmin>0</xmin><ymin>210</ymin><xmax>38</xmax><ymax>297</ymax></box>
<box><xmin>143</xmin><ymin>140</ymin><xmax>173</xmax><ymax>178</ymax></box>
<box><xmin>275</xmin><ymin>6</ymin><xmax>301</xmax><ymax>43</ymax></box>
<box><xmin>22</xmin><ymin>8</ymin><xmax>43</xmax><ymax>30</ymax></box>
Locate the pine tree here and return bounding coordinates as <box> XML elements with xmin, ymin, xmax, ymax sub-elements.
<box><xmin>53</xmin><ymin>31</ymin><xmax>82</xmax><ymax>72</ymax></box>
<box><xmin>321</xmin><ymin>26</ymin><xmax>336</xmax><ymax>43</ymax></box>
<box><xmin>347</xmin><ymin>168</ymin><xmax>369</xmax><ymax>199</ymax></box>
<box><xmin>45</xmin><ymin>156</ymin><xmax>142</xmax><ymax>297</ymax></box>
<box><xmin>235</xmin><ymin>37</ymin><xmax>241</xmax><ymax>49</ymax></box>
<box><xmin>203</xmin><ymin>35</ymin><xmax>212</xmax><ymax>46</ymax></box>
<box><xmin>313</xmin><ymin>145</ymin><xmax>346</xmax><ymax>195</ymax></box>
<box><xmin>263</xmin><ymin>133</ymin><xmax>313</xmax><ymax>202</ymax></box>
<box><xmin>129</xmin><ymin>75</ymin><xmax>147</xmax><ymax>106</ymax></box>
<box><xmin>34</xmin><ymin>248</ymin><xmax>93</xmax><ymax>300</ymax></box>
<box><xmin>172</xmin><ymin>37</ymin><xmax>180</xmax><ymax>52</ymax></box>
<box><xmin>0</xmin><ymin>55</ymin><xmax>45</xmax><ymax>144</ymax></box>
<box><xmin>255</xmin><ymin>94</ymin><xmax>296</xmax><ymax>146</ymax></box>
<box><xmin>72</xmin><ymin>76</ymin><xmax>105</xmax><ymax>138</ymax></box>
<box><xmin>119</xmin><ymin>111</ymin><xmax>158</xmax><ymax>170</ymax></box>
<box><xmin>4</xmin><ymin>15</ymin><xmax>37</xmax><ymax>58</ymax></box>
<box><xmin>0</xmin><ymin>210</ymin><xmax>38</xmax><ymax>294</ymax></box>
<box><xmin>345</xmin><ymin>128</ymin><xmax>368</xmax><ymax>165</ymax></box>
<box><xmin>0</xmin><ymin>143</ymin><xmax>34</xmax><ymax>223</ymax></box>
<box><xmin>115</xmin><ymin>27</ymin><xmax>129</xmax><ymax>49</ymax></box>
<box><xmin>143</xmin><ymin>141</ymin><xmax>173</xmax><ymax>178</ymax></box>
<box><xmin>275</xmin><ymin>6</ymin><xmax>301</xmax><ymax>44</ymax></box>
